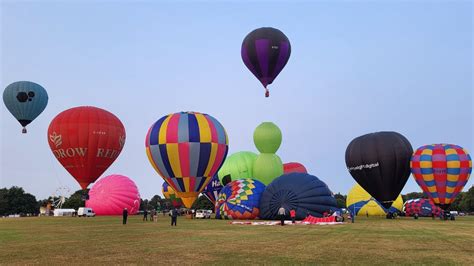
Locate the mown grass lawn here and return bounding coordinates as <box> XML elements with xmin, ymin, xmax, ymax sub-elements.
<box><xmin>1</xmin><ymin>215</ymin><xmax>473</xmax><ymax>265</ymax></box>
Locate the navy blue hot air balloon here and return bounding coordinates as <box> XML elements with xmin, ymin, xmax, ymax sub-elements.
<box><xmin>202</xmin><ymin>175</ymin><xmax>223</xmax><ymax>205</ymax></box>
<box><xmin>3</xmin><ymin>81</ymin><xmax>48</xmax><ymax>133</ymax></box>
<box><xmin>259</xmin><ymin>173</ymin><xmax>339</xmax><ymax>220</ymax></box>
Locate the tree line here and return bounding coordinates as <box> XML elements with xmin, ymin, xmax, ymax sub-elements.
<box><xmin>1</xmin><ymin>185</ymin><xmax>473</xmax><ymax>216</ymax></box>
<box><xmin>0</xmin><ymin>186</ymin><xmax>215</xmax><ymax>216</ymax></box>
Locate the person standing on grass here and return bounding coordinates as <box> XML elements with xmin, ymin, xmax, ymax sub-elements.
<box><xmin>278</xmin><ymin>206</ymin><xmax>286</xmax><ymax>226</ymax></box>
<box><xmin>150</xmin><ymin>209</ymin><xmax>156</xmax><ymax>222</ymax></box>
<box><xmin>122</xmin><ymin>208</ymin><xmax>128</xmax><ymax>225</ymax></box>
<box><xmin>143</xmin><ymin>209</ymin><xmax>148</xmax><ymax>221</ymax></box>
<box><xmin>290</xmin><ymin>209</ymin><xmax>296</xmax><ymax>224</ymax></box>
<box><xmin>170</xmin><ymin>207</ymin><xmax>178</xmax><ymax>226</ymax></box>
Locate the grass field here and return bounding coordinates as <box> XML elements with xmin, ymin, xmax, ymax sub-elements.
<box><xmin>1</xmin><ymin>215</ymin><xmax>473</xmax><ymax>265</ymax></box>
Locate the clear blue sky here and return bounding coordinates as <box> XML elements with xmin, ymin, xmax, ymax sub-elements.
<box><xmin>1</xmin><ymin>1</ymin><xmax>472</xmax><ymax>200</ymax></box>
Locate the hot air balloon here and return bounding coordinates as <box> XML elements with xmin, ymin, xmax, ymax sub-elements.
<box><xmin>259</xmin><ymin>173</ymin><xmax>338</xmax><ymax>220</ymax></box>
<box><xmin>146</xmin><ymin>111</ymin><xmax>228</xmax><ymax>208</ymax></box>
<box><xmin>410</xmin><ymin>144</ymin><xmax>472</xmax><ymax>209</ymax></box>
<box><xmin>403</xmin><ymin>198</ymin><xmax>442</xmax><ymax>217</ymax></box>
<box><xmin>47</xmin><ymin>106</ymin><xmax>126</xmax><ymax>191</ymax></box>
<box><xmin>217</xmin><ymin>151</ymin><xmax>257</xmax><ymax>186</ymax></box>
<box><xmin>86</xmin><ymin>174</ymin><xmax>140</xmax><ymax>215</ymax></box>
<box><xmin>345</xmin><ymin>131</ymin><xmax>413</xmax><ymax>209</ymax></box>
<box><xmin>346</xmin><ymin>184</ymin><xmax>403</xmax><ymax>216</ymax></box>
<box><xmin>162</xmin><ymin>182</ymin><xmax>183</xmax><ymax>209</ymax></box>
<box><xmin>253</xmin><ymin>122</ymin><xmax>284</xmax><ymax>185</ymax></box>
<box><xmin>3</xmin><ymin>81</ymin><xmax>48</xmax><ymax>133</ymax></box>
<box><xmin>283</xmin><ymin>162</ymin><xmax>307</xmax><ymax>174</ymax></box>
<box><xmin>215</xmin><ymin>178</ymin><xmax>265</xmax><ymax>220</ymax></box>
<box><xmin>202</xmin><ymin>175</ymin><xmax>223</xmax><ymax>205</ymax></box>
<box><xmin>241</xmin><ymin>27</ymin><xmax>291</xmax><ymax>97</ymax></box>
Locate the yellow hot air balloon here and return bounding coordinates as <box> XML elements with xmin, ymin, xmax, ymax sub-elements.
<box><xmin>346</xmin><ymin>184</ymin><xmax>403</xmax><ymax>216</ymax></box>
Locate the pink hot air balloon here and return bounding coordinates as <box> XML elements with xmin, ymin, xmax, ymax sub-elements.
<box><xmin>283</xmin><ymin>162</ymin><xmax>308</xmax><ymax>174</ymax></box>
<box><xmin>86</xmin><ymin>174</ymin><xmax>140</xmax><ymax>215</ymax></box>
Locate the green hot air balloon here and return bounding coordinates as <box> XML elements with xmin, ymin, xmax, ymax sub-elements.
<box><xmin>253</xmin><ymin>122</ymin><xmax>284</xmax><ymax>185</ymax></box>
<box><xmin>218</xmin><ymin>151</ymin><xmax>257</xmax><ymax>186</ymax></box>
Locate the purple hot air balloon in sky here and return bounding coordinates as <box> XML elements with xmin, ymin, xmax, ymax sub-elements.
<box><xmin>241</xmin><ymin>27</ymin><xmax>291</xmax><ymax>97</ymax></box>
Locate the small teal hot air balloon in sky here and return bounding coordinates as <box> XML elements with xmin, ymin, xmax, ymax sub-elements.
<box><xmin>3</xmin><ymin>81</ymin><xmax>48</xmax><ymax>133</ymax></box>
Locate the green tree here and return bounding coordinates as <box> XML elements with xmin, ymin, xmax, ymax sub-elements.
<box><xmin>62</xmin><ymin>189</ymin><xmax>87</xmax><ymax>209</ymax></box>
<box><xmin>402</xmin><ymin>192</ymin><xmax>426</xmax><ymax>202</ymax></box>
<box><xmin>0</xmin><ymin>188</ymin><xmax>8</xmax><ymax>215</ymax></box>
<box><xmin>149</xmin><ymin>195</ymin><xmax>163</xmax><ymax>210</ymax></box>
<box><xmin>449</xmin><ymin>192</ymin><xmax>464</xmax><ymax>211</ymax></box>
<box><xmin>140</xmin><ymin>199</ymin><xmax>149</xmax><ymax>210</ymax></box>
<box><xmin>0</xmin><ymin>186</ymin><xmax>38</xmax><ymax>215</ymax></box>
<box><xmin>191</xmin><ymin>195</ymin><xmax>214</xmax><ymax>210</ymax></box>
<box><xmin>459</xmin><ymin>186</ymin><xmax>474</xmax><ymax>212</ymax></box>
<box><xmin>334</xmin><ymin>193</ymin><xmax>346</xmax><ymax>209</ymax></box>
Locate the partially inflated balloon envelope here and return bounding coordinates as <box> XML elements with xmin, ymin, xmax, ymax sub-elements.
<box><xmin>346</xmin><ymin>184</ymin><xmax>403</xmax><ymax>216</ymax></box>
<box><xmin>411</xmin><ymin>144</ymin><xmax>471</xmax><ymax>209</ymax></box>
<box><xmin>162</xmin><ymin>182</ymin><xmax>183</xmax><ymax>209</ymax></box>
<box><xmin>283</xmin><ymin>162</ymin><xmax>307</xmax><ymax>174</ymax></box>
<box><xmin>345</xmin><ymin>131</ymin><xmax>413</xmax><ymax>209</ymax></box>
<box><xmin>259</xmin><ymin>173</ymin><xmax>338</xmax><ymax>220</ymax></box>
<box><xmin>241</xmin><ymin>27</ymin><xmax>291</xmax><ymax>97</ymax></box>
<box><xmin>253</xmin><ymin>122</ymin><xmax>283</xmax><ymax>185</ymax></box>
<box><xmin>86</xmin><ymin>174</ymin><xmax>140</xmax><ymax>215</ymax></box>
<box><xmin>215</xmin><ymin>178</ymin><xmax>265</xmax><ymax>220</ymax></box>
<box><xmin>3</xmin><ymin>81</ymin><xmax>48</xmax><ymax>133</ymax></box>
<box><xmin>48</xmin><ymin>106</ymin><xmax>126</xmax><ymax>189</ymax></box>
<box><xmin>202</xmin><ymin>175</ymin><xmax>223</xmax><ymax>205</ymax></box>
<box><xmin>217</xmin><ymin>151</ymin><xmax>257</xmax><ymax>186</ymax></box>
<box><xmin>403</xmin><ymin>198</ymin><xmax>442</xmax><ymax>217</ymax></box>
<box><xmin>146</xmin><ymin>112</ymin><xmax>228</xmax><ymax>208</ymax></box>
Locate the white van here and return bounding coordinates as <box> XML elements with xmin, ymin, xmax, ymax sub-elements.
<box><xmin>195</xmin><ymin>209</ymin><xmax>211</xmax><ymax>219</ymax></box>
<box><xmin>77</xmin><ymin>207</ymin><xmax>95</xmax><ymax>217</ymax></box>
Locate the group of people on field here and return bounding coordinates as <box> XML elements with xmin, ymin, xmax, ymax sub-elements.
<box><xmin>122</xmin><ymin>207</ymin><xmax>179</xmax><ymax>226</ymax></box>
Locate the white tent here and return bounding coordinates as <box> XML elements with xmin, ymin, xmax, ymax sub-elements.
<box><xmin>53</xmin><ymin>209</ymin><xmax>76</xmax><ymax>217</ymax></box>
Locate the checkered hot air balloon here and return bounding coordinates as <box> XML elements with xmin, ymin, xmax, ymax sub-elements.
<box><xmin>146</xmin><ymin>112</ymin><xmax>228</xmax><ymax>208</ymax></box>
<box><xmin>403</xmin><ymin>198</ymin><xmax>442</xmax><ymax>217</ymax></box>
<box><xmin>215</xmin><ymin>179</ymin><xmax>265</xmax><ymax>220</ymax></box>
<box><xmin>410</xmin><ymin>144</ymin><xmax>472</xmax><ymax>209</ymax></box>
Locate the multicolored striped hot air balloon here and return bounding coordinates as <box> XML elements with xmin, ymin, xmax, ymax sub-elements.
<box><xmin>146</xmin><ymin>112</ymin><xmax>228</xmax><ymax>208</ymax></box>
<box><xmin>410</xmin><ymin>144</ymin><xmax>472</xmax><ymax>209</ymax></box>
<box><xmin>241</xmin><ymin>27</ymin><xmax>291</xmax><ymax>97</ymax></box>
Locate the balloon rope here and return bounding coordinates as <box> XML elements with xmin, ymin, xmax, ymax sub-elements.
<box><xmin>47</xmin><ymin>149</ymin><xmax>64</xmax><ymax>189</ymax></box>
